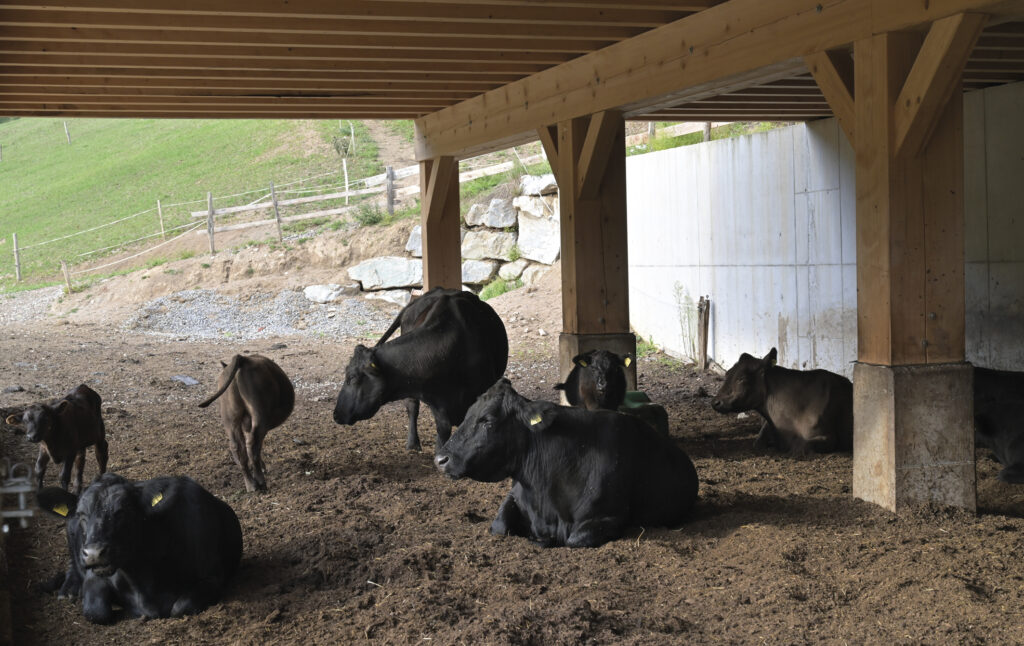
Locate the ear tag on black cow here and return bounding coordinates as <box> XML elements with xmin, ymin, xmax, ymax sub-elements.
<box><xmin>53</xmin><ymin>503</ymin><xmax>69</xmax><ymax>517</ymax></box>
<box><xmin>579</xmin><ymin>360</ymin><xmax>588</xmax><ymax>367</ymax></box>
<box><xmin>151</xmin><ymin>492</ymin><xmax>164</xmax><ymax>507</ymax></box>
<box><xmin>624</xmin><ymin>357</ymin><xmax>632</xmax><ymax>367</ymax></box>
<box><xmin>768</xmin><ymin>357</ymin><xmax>777</xmax><ymax>366</ymax></box>
<box><xmin>370</xmin><ymin>362</ymin><xmax>377</xmax><ymax>369</ymax></box>
<box><xmin>529</xmin><ymin>413</ymin><xmax>543</xmax><ymax>426</ymax></box>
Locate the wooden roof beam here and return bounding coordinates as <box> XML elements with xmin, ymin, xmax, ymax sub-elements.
<box><xmin>805</xmin><ymin>49</ymin><xmax>856</xmax><ymax>143</ymax></box>
<box><xmin>414</xmin><ymin>0</ymin><xmax>1021</xmax><ymax>160</ymax></box>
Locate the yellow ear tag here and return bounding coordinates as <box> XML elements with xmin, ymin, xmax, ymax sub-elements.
<box><xmin>579</xmin><ymin>360</ymin><xmax>588</xmax><ymax>367</ymax></box>
<box><xmin>53</xmin><ymin>503</ymin><xmax>69</xmax><ymax>517</ymax></box>
<box><xmin>624</xmin><ymin>357</ymin><xmax>632</xmax><ymax>367</ymax></box>
<box><xmin>151</xmin><ymin>492</ymin><xmax>163</xmax><ymax>507</ymax></box>
<box><xmin>529</xmin><ymin>413</ymin><xmax>543</xmax><ymax>426</ymax></box>
<box><xmin>769</xmin><ymin>357</ymin><xmax>777</xmax><ymax>366</ymax></box>
<box><xmin>370</xmin><ymin>362</ymin><xmax>377</xmax><ymax>369</ymax></box>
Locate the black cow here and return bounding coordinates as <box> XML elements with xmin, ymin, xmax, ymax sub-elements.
<box><xmin>199</xmin><ymin>354</ymin><xmax>294</xmax><ymax>492</ymax></box>
<box><xmin>711</xmin><ymin>348</ymin><xmax>852</xmax><ymax>454</ymax></box>
<box><xmin>555</xmin><ymin>350</ymin><xmax>631</xmax><ymax>411</ymax></box>
<box><xmin>37</xmin><ymin>473</ymin><xmax>242</xmax><ymax>624</ymax></box>
<box><xmin>974</xmin><ymin>367</ymin><xmax>1024</xmax><ymax>483</ymax></box>
<box><xmin>5</xmin><ymin>384</ymin><xmax>108</xmax><ymax>493</ymax></box>
<box><xmin>333</xmin><ymin>287</ymin><xmax>508</xmax><ymax>451</ymax></box>
<box><xmin>434</xmin><ymin>379</ymin><xmax>699</xmax><ymax>548</ymax></box>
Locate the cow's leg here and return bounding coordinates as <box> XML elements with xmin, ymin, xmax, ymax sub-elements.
<box><xmin>95</xmin><ymin>438</ymin><xmax>109</xmax><ymax>475</ymax></box>
<box><xmin>72</xmin><ymin>450</ymin><xmax>87</xmax><ymax>494</ymax></box>
<box><xmin>753</xmin><ymin>418</ymin><xmax>780</xmax><ymax>450</ymax></box>
<box><xmin>227</xmin><ymin>425</ymin><xmax>257</xmax><ymax>493</ymax></box>
<box><xmin>998</xmin><ymin>464</ymin><xmax>1024</xmax><ymax>484</ymax></box>
<box><xmin>245</xmin><ymin>420</ymin><xmax>268</xmax><ymax>492</ymax></box>
<box><xmin>404</xmin><ymin>398</ymin><xmax>421</xmax><ymax>451</ymax></box>
<box><xmin>491</xmin><ymin>491</ymin><xmax>530</xmax><ymax>538</ymax></box>
<box><xmin>170</xmin><ymin>575</ymin><xmax>225</xmax><ymax>617</ymax></box>
<box><xmin>34</xmin><ymin>447</ymin><xmax>50</xmax><ymax>490</ymax></box>
<box><xmin>566</xmin><ymin>516</ymin><xmax>625</xmax><ymax>548</ymax></box>
<box><xmin>81</xmin><ymin>575</ymin><xmax>117</xmax><ymax>624</ymax></box>
<box><xmin>58</xmin><ymin>455</ymin><xmax>75</xmax><ymax>492</ymax></box>
<box><xmin>429</xmin><ymin>406</ymin><xmax>453</xmax><ymax>451</ymax></box>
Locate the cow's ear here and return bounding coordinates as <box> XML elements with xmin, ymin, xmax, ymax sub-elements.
<box><xmin>521</xmin><ymin>402</ymin><xmax>555</xmax><ymax>432</ymax></box>
<box><xmin>37</xmin><ymin>487</ymin><xmax>78</xmax><ymax>519</ymax></box>
<box><xmin>220</xmin><ymin>360</ymin><xmax>227</xmax><ymax>367</ymax></box>
<box><xmin>4</xmin><ymin>414</ymin><xmax>21</xmax><ymax>426</ymax></box>
<box><xmin>572</xmin><ymin>354</ymin><xmax>588</xmax><ymax>368</ymax></box>
<box><xmin>136</xmin><ymin>480</ymin><xmax>174</xmax><ymax>514</ymax></box>
<box><xmin>763</xmin><ymin>348</ymin><xmax>778</xmax><ymax>367</ymax></box>
<box><xmin>54</xmin><ymin>400</ymin><xmax>70</xmax><ymax>414</ymax></box>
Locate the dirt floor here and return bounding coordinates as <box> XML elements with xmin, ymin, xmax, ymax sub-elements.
<box><xmin>3</xmin><ymin>240</ymin><xmax>1024</xmax><ymax>644</ymax></box>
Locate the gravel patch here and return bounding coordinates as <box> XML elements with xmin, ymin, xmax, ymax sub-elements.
<box><xmin>0</xmin><ymin>286</ymin><xmax>63</xmax><ymax>325</ymax></box>
<box><xmin>123</xmin><ymin>288</ymin><xmax>401</xmax><ymax>342</ymax></box>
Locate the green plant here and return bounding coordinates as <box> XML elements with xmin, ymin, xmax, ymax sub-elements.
<box><xmin>200</xmin><ymin>262</ymin><xmax>211</xmax><ymax>269</ymax></box>
<box><xmin>354</xmin><ymin>202</ymin><xmax>384</xmax><ymax>226</ymax></box>
<box><xmin>479</xmin><ymin>277</ymin><xmax>523</xmax><ymax>301</ymax></box>
<box><xmin>145</xmin><ymin>257</ymin><xmax>168</xmax><ymax>269</ymax></box>
<box><xmin>244</xmin><ymin>266</ymin><xmax>255</xmax><ymax>277</ymax></box>
<box><xmin>178</xmin><ymin>249</ymin><xmax>196</xmax><ymax>260</ymax></box>
<box><xmin>508</xmin><ymin>244</ymin><xmax>521</xmax><ymax>262</ymax></box>
<box><xmin>636</xmin><ymin>338</ymin><xmax>658</xmax><ymax>358</ymax></box>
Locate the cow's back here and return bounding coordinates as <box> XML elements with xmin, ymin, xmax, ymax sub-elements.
<box><xmin>622</xmin><ymin>417</ymin><xmax>699</xmax><ymax>526</ymax></box>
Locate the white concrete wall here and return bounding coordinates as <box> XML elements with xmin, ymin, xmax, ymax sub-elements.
<box><xmin>627</xmin><ymin>81</ymin><xmax>1024</xmax><ymax>375</ymax></box>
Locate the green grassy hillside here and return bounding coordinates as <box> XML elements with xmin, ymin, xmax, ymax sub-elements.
<box><xmin>0</xmin><ymin>118</ymin><xmax>381</xmax><ymax>289</ymax></box>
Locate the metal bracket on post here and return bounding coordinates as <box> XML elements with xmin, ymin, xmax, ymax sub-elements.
<box><xmin>0</xmin><ymin>458</ymin><xmax>35</xmax><ymax>533</ymax></box>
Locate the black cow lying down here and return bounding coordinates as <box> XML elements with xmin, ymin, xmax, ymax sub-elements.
<box><xmin>334</xmin><ymin>287</ymin><xmax>508</xmax><ymax>451</ymax></box>
<box><xmin>975</xmin><ymin>367</ymin><xmax>1024</xmax><ymax>483</ymax></box>
<box><xmin>435</xmin><ymin>379</ymin><xmax>699</xmax><ymax>548</ymax></box>
<box><xmin>711</xmin><ymin>348</ymin><xmax>852</xmax><ymax>455</ymax></box>
<box><xmin>37</xmin><ymin>473</ymin><xmax>242</xmax><ymax>624</ymax></box>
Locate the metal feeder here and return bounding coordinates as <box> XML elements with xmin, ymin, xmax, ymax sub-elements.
<box><xmin>0</xmin><ymin>457</ymin><xmax>34</xmax><ymax>533</ymax></box>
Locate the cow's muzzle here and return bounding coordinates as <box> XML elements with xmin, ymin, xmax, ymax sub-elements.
<box><xmin>82</xmin><ymin>544</ymin><xmax>111</xmax><ymax>571</ymax></box>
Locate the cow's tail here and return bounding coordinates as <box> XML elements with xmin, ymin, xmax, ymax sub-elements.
<box><xmin>198</xmin><ymin>355</ymin><xmax>244</xmax><ymax>408</ymax></box>
<box><xmin>376</xmin><ymin>310</ymin><xmax>406</xmax><ymax>346</ymax></box>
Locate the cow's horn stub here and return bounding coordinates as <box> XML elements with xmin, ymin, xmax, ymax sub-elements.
<box><xmin>4</xmin><ymin>414</ymin><xmax>20</xmax><ymax>425</ymax></box>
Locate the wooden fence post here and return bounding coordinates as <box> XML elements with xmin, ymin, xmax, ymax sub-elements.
<box><xmin>157</xmin><ymin>199</ymin><xmax>165</xmax><ymax>239</ymax></box>
<box><xmin>206</xmin><ymin>192</ymin><xmax>216</xmax><ymax>254</ymax></box>
<box><xmin>385</xmin><ymin>165</ymin><xmax>396</xmax><ymax>216</ymax></box>
<box><xmin>63</xmin><ymin>121</ymin><xmax>71</xmax><ymax>145</ymax></box>
<box><xmin>697</xmin><ymin>296</ymin><xmax>710</xmax><ymax>369</ymax></box>
<box><xmin>349</xmin><ymin>121</ymin><xmax>356</xmax><ymax>154</ymax></box>
<box><xmin>270</xmin><ymin>181</ymin><xmax>283</xmax><ymax>242</ymax></box>
<box><xmin>60</xmin><ymin>260</ymin><xmax>72</xmax><ymax>294</ymax></box>
<box><xmin>342</xmin><ymin>158</ymin><xmax>349</xmax><ymax>205</ymax></box>
<box><xmin>11</xmin><ymin>233</ymin><xmax>20</xmax><ymax>282</ymax></box>
<box><xmin>703</xmin><ymin>122</ymin><xmax>712</xmax><ymax>142</ymax></box>
<box><xmin>1</xmin><ymin>143</ymin><xmax>3</xmax><ymax>162</ymax></box>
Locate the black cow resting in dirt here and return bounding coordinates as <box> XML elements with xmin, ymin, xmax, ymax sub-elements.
<box><xmin>711</xmin><ymin>348</ymin><xmax>852</xmax><ymax>455</ymax></box>
<box><xmin>555</xmin><ymin>350</ymin><xmax>631</xmax><ymax>411</ymax></box>
<box><xmin>974</xmin><ymin>367</ymin><xmax>1024</xmax><ymax>483</ymax></box>
<box><xmin>5</xmin><ymin>384</ymin><xmax>108</xmax><ymax>493</ymax></box>
<box><xmin>199</xmin><ymin>354</ymin><xmax>294</xmax><ymax>492</ymax></box>
<box><xmin>37</xmin><ymin>473</ymin><xmax>242</xmax><ymax>624</ymax></box>
<box><xmin>434</xmin><ymin>379</ymin><xmax>699</xmax><ymax>548</ymax></box>
<box><xmin>333</xmin><ymin>287</ymin><xmax>508</xmax><ymax>451</ymax></box>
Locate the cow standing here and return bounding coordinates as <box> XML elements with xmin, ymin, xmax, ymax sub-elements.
<box><xmin>37</xmin><ymin>473</ymin><xmax>242</xmax><ymax>624</ymax></box>
<box><xmin>5</xmin><ymin>384</ymin><xmax>108</xmax><ymax>493</ymax></box>
<box><xmin>199</xmin><ymin>354</ymin><xmax>294</xmax><ymax>492</ymax></box>
<box><xmin>555</xmin><ymin>349</ymin><xmax>630</xmax><ymax>410</ymax></box>
<box><xmin>435</xmin><ymin>379</ymin><xmax>699</xmax><ymax>548</ymax></box>
<box><xmin>974</xmin><ymin>367</ymin><xmax>1024</xmax><ymax>483</ymax></box>
<box><xmin>711</xmin><ymin>348</ymin><xmax>852</xmax><ymax>455</ymax></box>
<box><xmin>333</xmin><ymin>287</ymin><xmax>508</xmax><ymax>451</ymax></box>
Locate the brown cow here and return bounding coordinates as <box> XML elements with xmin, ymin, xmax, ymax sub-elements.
<box><xmin>5</xmin><ymin>384</ymin><xmax>108</xmax><ymax>493</ymax></box>
<box><xmin>199</xmin><ymin>354</ymin><xmax>294</xmax><ymax>492</ymax></box>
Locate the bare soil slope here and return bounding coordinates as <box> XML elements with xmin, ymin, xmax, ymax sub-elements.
<box><xmin>2</xmin><ymin>228</ymin><xmax>1024</xmax><ymax>645</ymax></box>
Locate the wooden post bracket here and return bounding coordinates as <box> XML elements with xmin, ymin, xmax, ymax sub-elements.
<box><xmin>804</xmin><ymin>49</ymin><xmax>856</xmax><ymax>145</ymax></box>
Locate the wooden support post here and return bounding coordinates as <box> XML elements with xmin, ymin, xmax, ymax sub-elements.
<box><xmin>270</xmin><ymin>181</ymin><xmax>283</xmax><ymax>243</ymax></box>
<box><xmin>156</xmin><ymin>199</ymin><xmax>165</xmax><ymax>239</ymax></box>
<box><xmin>60</xmin><ymin>260</ymin><xmax>72</xmax><ymax>294</ymax></box>
<box><xmin>419</xmin><ymin>156</ymin><xmax>461</xmax><ymax>290</ymax></box>
<box><xmin>206</xmin><ymin>192</ymin><xmax>216</xmax><ymax>255</ymax></box>
<box><xmin>548</xmin><ymin>111</ymin><xmax>636</xmax><ymax>389</ymax></box>
<box><xmin>11</xmin><ymin>233</ymin><xmax>20</xmax><ymax>282</ymax></box>
<box><xmin>846</xmin><ymin>19</ymin><xmax>983</xmax><ymax>513</ymax></box>
<box><xmin>386</xmin><ymin>165</ymin><xmax>396</xmax><ymax>216</ymax></box>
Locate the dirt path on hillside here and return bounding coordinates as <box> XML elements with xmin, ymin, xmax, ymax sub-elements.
<box><xmin>362</xmin><ymin>120</ymin><xmax>416</xmax><ymax>170</ymax></box>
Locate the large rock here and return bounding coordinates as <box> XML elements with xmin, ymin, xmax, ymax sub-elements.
<box><xmin>462</xmin><ymin>230</ymin><xmax>517</xmax><ymax>261</ymax></box>
<box><xmin>405</xmin><ymin>225</ymin><xmax>422</xmax><ymax>258</ymax></box>
<box><xmin>520</xmin><ymin>173</ymin><xmax>558</xmax><ymax>196</ymax></box>
<box><xmin>348</xmin><ymin>256</ymin><xmax>422</xmax><ymax>290</ymax></box>
<box><xmin>465</xmin><ymin>198</ymin><xmax>517</xmax><ymax>228</ymax></box>
<box><xmin>364</xmin><ymin>290</ymin><xmax>412</xmax><ymax>307</ymax></box>
<box><xmin>521</xmin><ymin>264</ymin><xmax>551</xmax><ymax>287</ymax></box>
<box><xmin>513</xmin><ymin>195</ymin><xmax>558</xmax><ymax>219</ymax></box>
<box><xmin>498</xmin><ymin>258</ymin><xmax>529</xmax><ymax>280</ymax></box>
<box><xmin>303</xmin><ymin>283</ymin><xmax>359</xmax><ymax>304</ymax></box>
<box><xmin>462</xmin><ymin>259</ymin><xmax>499</xmax><ymax>285</ymax></box>
<box><xmin>516</xmin><ymin>214</ymin><xmax>560</xmax><ymax>266</ymax></box>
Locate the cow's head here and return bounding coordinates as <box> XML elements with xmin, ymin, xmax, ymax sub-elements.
<box><xmin>333</xmin><ymin>344</ymin><xmax>387</xmax><ymax>425</ymax></box>
<box><xmin>38</xmin><ymin>473</ymin><xmax>174</xmax><ymax>577</ymax></box>
<box><xmin>435</xmin><ymin>378</ymin><xmax>551</xmax><ymax>482</ymax></box>
<box><xmin>6</xmin><ymin>400</ymin><xmax>68</xmax><ymax>444</ymax></box>
<box><xmin>572</xmin><ymin>350</ymin><xmax>631</xmax><ymax>408</ymax></box>
<box><xmin>711</xmin><ymin>348</ymin><xmax>776</xmax><ymax>413</ymax></box>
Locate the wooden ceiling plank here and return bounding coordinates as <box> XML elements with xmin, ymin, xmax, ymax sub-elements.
<box><xmin>0</xmin><ymin>84</ymin><xmax>479</xmax><ymax>99</ymax></box>
<box><xmin>0</xmin><ymin>110</ymin><xmax>428</xmax><ymax>118</ymax></box>
<box><xmin>0</xmin><ymin>77</ymin><xmax>488</xmax><ymax>95</ymax></box>
<box><xmin>414</xmin><ymin>0</ymin><xmax>1016</xmax><ymax>159</ymax></box>
<box><xmin>0</xmin><ymin>68</ymin><xmax>516</xmax><ymax>84</ymax></box>
<box><xmin>894</xmin><ymin>13</ymin><xmax>988</xmax><ymax>157</ymax></box>
<box><xmin>0</xmin><ymin>94</ymin><xmax>457</xmax><ymax>108</ymax></box>
<box><xmin>805</xmin><ymin>49</ymin><xmax>856</xmax><ymax>143</ymax></box>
